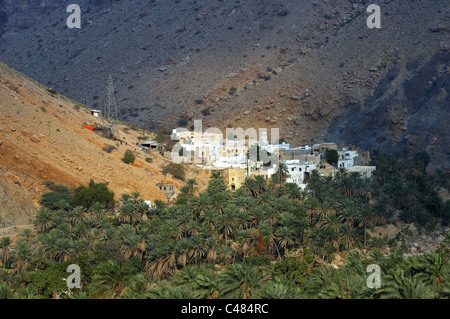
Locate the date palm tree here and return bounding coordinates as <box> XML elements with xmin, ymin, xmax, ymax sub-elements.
<box><xmin>339</xmin><ymin>224</ymin><xmax>357</xmax><ymax>250</ymax></box>
<box><xmin>284</xmin><ymin>183</ymin><xmax>302</xmax><ymax>201</ymax></box>
<box><xmin>304</xmin><ymin>197</ymin><xmax>320</xmax><ymax>224</ymax></box>
<box><xmin>374</xmin><ymin>268</ymin><xmax>433</xmax><ymax>299</ymax></box>
<box><xmin>70</xmin><ymin>206</ymin><xmax>86</xmax><ymax>224</ymax></box>
<box><xmin>0</xmin><ymin>283</ymin><xmax>12</xmax><ymax>299</ymax></box>
<box><xmin>172</xmin><ymin>265</ymin><xmax>202</xmax><ymax>286</ymax></box>
<box><xmin>146</xmin><ymin>281</ymin><xmax>192</xmax><ymax>299</ymax></box>
<box><xmin>218</xmin><ymin>263</ymin><xmax>263</xmax><ymax>299</ymax></box>
<box><xmin>413</xmin><ymin>251</ymin><xmax>450</xmax><ymax>297</ymax></box>
<box><xmin>207</xmin><ymin>178</ymin><xmax>228</xmax><ymax>194</ymax></box>
<box><xmin>38</xmin><ymin>228</ymin><xmax>61</xmax><ymax>261</ymax></box>
<box><xmin>318</xmin><ymin>267</ymin><xmax>369</xmax><ymax>299</ymax></box>
<box><xmin>207</xmin><ymin>193</ymin><xmax>229</xmax><ymax>215</ymax></box>
<box><xmin>257</xmin><ymin>277</ymin><xmax>302</xmax><ymax>299</ymax></box>
<box><xmin>256</xmin><ymin>191</ymin><xmax>273</xmax><ymax>206</ymax></box>
<box><xmin>185</xmin><ymin>178</ymin><xmax>199</xmax><ymax>196</ymax></box>
<box><xmin>190</xmin><ymin>193</ymin><xmax>210</xmax><ymax>219</ymax></box>
<box><xmin>90</xmin><ymin>260</ymin><xmax>132</xmax><ymax>299</ymax></box>
<box><xmin>121</xmin><ymin>234</ymin><xmax>144</xmax><ymax>260</ymax></box>
<box><xmin>54</xmin><ymin>238</ymin><xmax>72</xmax><ymax>262</ymax></box>
<box><xmin>253</xmin><ymin>175</ymin><xmax>267</xmax><ymax>195</ymax></box>
<box><xmin>118</xmin><ymin>202</ymin><xmax>138</xmax><ymax>224</ymax></box>
<box><xmin>216</xmin><ymin>211</ymin><xmax>235</xmax><ymax>242</ymax></box>
<box><xmin>242</xmin><ymin>178</ymin><xmax>258</xmax><ymax>198</ymax></box>
<box><xmin>358</xmin><ymin>207</ymin><xmax>375</xmax><ymax>249</ymax></box>
<box><xmin>191</xmin><ymin>271</ymin><xmax>220</xmax><ymax>299</ymax></box>
<box><xmin>199</xmin><ymin>209</ymin><xmax>217</xmax><ymax>229</ymax></box>
<box><xmin>275</xmin><ymin>226</ymin><xmax>297</xmax><ymax>256</ymax></box>
<box><xmin>275</xmin><ymin>163</ymin><xmax>288</xmax><ymax>186</ymax></box>
<box><xmin>89</xmin><ymin>202</ymin><xmax>105</xmax><ymax>220</ymax></box>
<box><xmin>16</xmin><ymin>229</ymin><xmax>33</xmax><ymax>246</ymax></box>
<box><xmin>34</xmin><ymin>207</ymin><xmax>53</xmax><ymax>234</ymax></box>
<box><xmin>189</xmin><ymin>235</ymin><xmax>207</xmax><ymax>265</ymax></box>
<box><xmin>0</xmin><ymin>237</ymin><xmax>11</xmax><ymax>268</ymax></box>
<box><xmin>259</xmin><ymin>221</ymin><xmax>281</xmax><ymax>258</ymax></box>
<box><xmin>307</xmin><ymin>170</ymin><xmax>324</xmax><ymax>199</ymax></box>
<box><xmin>205</xmin><ymin>236</ymin><xmax>220</xmax><ymax>264</ymax></box>
<box><xmin>176</xmin><ymin>238</ymin><xmax>192</xmax><ymax>267</ymax></box>
<box><xmin>13</xmin><ymin>241</ymin><xmax>33</xmax><ymax>273</ymax></box>
<box><xmin>338</xmin><ymin>205</ymin><xmax>361</xmax><ymax>227</ymax></box>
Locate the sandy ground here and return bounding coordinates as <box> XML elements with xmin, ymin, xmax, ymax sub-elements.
<box><xmin>0</xmin><ymin>62</ymin><xmax>209</xmax><ymax>235</ymax></box>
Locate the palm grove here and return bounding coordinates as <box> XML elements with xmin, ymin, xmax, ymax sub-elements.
<box><xmin>0</xmin><ymin>151</ymin><xmax>449</xmax><ymax>299</ymax></box>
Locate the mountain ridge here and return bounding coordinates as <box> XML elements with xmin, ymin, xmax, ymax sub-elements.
<box><xmin>0</xmin><ymin>0</ymin><xmax>448</xmax><ymax>171</ymax></box>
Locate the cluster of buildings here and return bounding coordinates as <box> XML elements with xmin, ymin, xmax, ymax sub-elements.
<box><xmin>169</xmin><ymin>128</ymin><xmax>376</xmax><ymax>191</ymax></box>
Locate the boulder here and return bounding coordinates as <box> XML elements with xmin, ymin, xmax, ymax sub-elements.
<box><xmin>29</xmin><ymin>134</ymin><xmax>40</xmax><ymax>143</ymax></box>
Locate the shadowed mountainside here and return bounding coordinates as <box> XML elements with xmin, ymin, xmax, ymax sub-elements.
<box><xmin>0</xmin><ymin>0</ymin><xmax>448</xmax><ymax>170</ymax></box>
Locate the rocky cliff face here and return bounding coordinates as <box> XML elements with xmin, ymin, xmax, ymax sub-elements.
<box><xmin>0</xmin><ymin>0</ymin><xmax>448</xmax><ymax>170</ymax></box>
<box><xmin>0</xmin><ymin>176</ymin><xmax>35</xmax><ymax>229</ymax></box>
<box><xmin>323</xmin><ymin>51</ymin><xmax>450</xmax><ymax>172</ymax></box>
<box><xmin>0</xmin><ymin>0</ymin><xmax>59</xmax><ymax>35</ymax></box>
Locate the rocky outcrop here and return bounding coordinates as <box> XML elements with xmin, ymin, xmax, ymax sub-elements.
<box><xmin>323</xmin><ymin>51</ymin><xmax>450</xmax><ymax>172</ymax></box>
<box><xmin>0</xmin><ymin>175</ymin><xmax>36</xmax><ymax>229</ymax></box>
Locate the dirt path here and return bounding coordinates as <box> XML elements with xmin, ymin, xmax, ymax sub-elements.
<box><xmin>0</xmin><ymin>224</ymin><xmax>34</xmax><ymax>238</ymax></box>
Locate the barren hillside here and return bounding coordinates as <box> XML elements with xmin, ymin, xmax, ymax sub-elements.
<box><xmin>0</xmin><ymin>0</ymin><xmax>448</xmax><ymax>171</ymax></box>
<box><xmin>0</xmin><ymin>62</ymin><xmax>208</xmax><ymax>235</ymax></box>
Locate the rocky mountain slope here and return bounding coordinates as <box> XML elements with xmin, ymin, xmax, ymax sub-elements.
<box><xmin>0</xmin><ymin>62</ymin><xmax>208</xmax><ymax>235</ymax></box>
<box><xmin>0</xmin><ymin>0</ymin><xmax>448</xmax><ymax>171</ymax></box>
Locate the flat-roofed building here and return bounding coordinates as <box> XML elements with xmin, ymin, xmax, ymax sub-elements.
<box><xmin>346</xmin><ymin>166</ymin><xmax>376</xmax><ymax>178</ymax></box>
<box><xmin>224</xmin><ymin>168</ymin><xmax>246</xmax><ymax>190</ymax></box>
<box><xmin>319</xmin><ymin>143</ymin><xmax>337</xmax><ymax>154</ymax></box>
<box><xmin>284</xmin><ymin>160</ymin><xmax>317</xmax><ymax>190</ymax></box>
<box><xmin>156</xmin><ymin>183</ymin><xmax>176</xmax><ymax>199</ymax></box>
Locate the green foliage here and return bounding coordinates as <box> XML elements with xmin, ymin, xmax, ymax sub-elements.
<box><xmin>370</xmin><ymin>150</ymin><xmax>447</xmax><ymax>226</ymax></box>
<box><xmin>4</xmin><ymin>151</ymin><xmax>447</xmax><ymax>299</ymax></box>
<box><xmin>244</xmin><ymin>256</ymin><xmax>271</xmax><ymax>267</ymax></box>
<box><xmin>0</xmin><ymin>283</ymin><xmax>13</xmax><ymax>299</ymax></box>
<box><xmin>154</xmin><ymin>133</ymin><xmax>166</xmax><ymax>144</ymax></box>
<box><xmin>40</xmin><ymin>183</ymin><xmax>74</xmax><ymax>211</ymax></box>
<box><xmin>162</xmin><ymin>162</ymin><xmax>186</xmax><ymax>181</ymax></box>
<box><xmin>177</xmin><ymin>118</ymin><xmax>188</xmax><ymax>127</ymax></box>
<box><xmin>325</xmin><ymin>149</ymin><xmax>339</xmax><ymax>166</ymax></box>
<box><xmin>228</xmin><ymin>87</ymin><xmax>237</xmax><ymax>95</ymax></box>
<box><xmin>217</xmin><ymin>263</ymin><xmax>263</xmax><ymax>299</ymax></box>
<box><xmin>89</xmin><ymin>260</ymin><xmax>132</xmax><ymax>298</ymax></box>
<box><xmin>272</xmin><ymin>249</ymin><xmax>317</xmax><ymax>284</ymax></box>
<box><xmin>73</xmin><ymin>179</ymin><xmax>115</xmax><ymax>210</ymax></box>
<box><xmin>43</xmin><ymin>181</ymin><xmax>70</xmax><ymax>193</ymax></box>
<box><xmin>122</xmin><ymin>149</ymin><xmax>135</xmax><ymax>164</ymax></box>
<box><xmin>20</xmin><ymin>262</ymin><xmax>69</xmax><ymax>298</ymax></box>
<box><xmin>201</xmin><ymin>108</ymin><xmax>210</xmax><ymax>116</ymax></box>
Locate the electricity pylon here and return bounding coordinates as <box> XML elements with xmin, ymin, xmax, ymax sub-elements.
<box><xmin>102</xmin><ymin>75</ymin><xmax>120</xmax><ymax>140</ymax></box>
